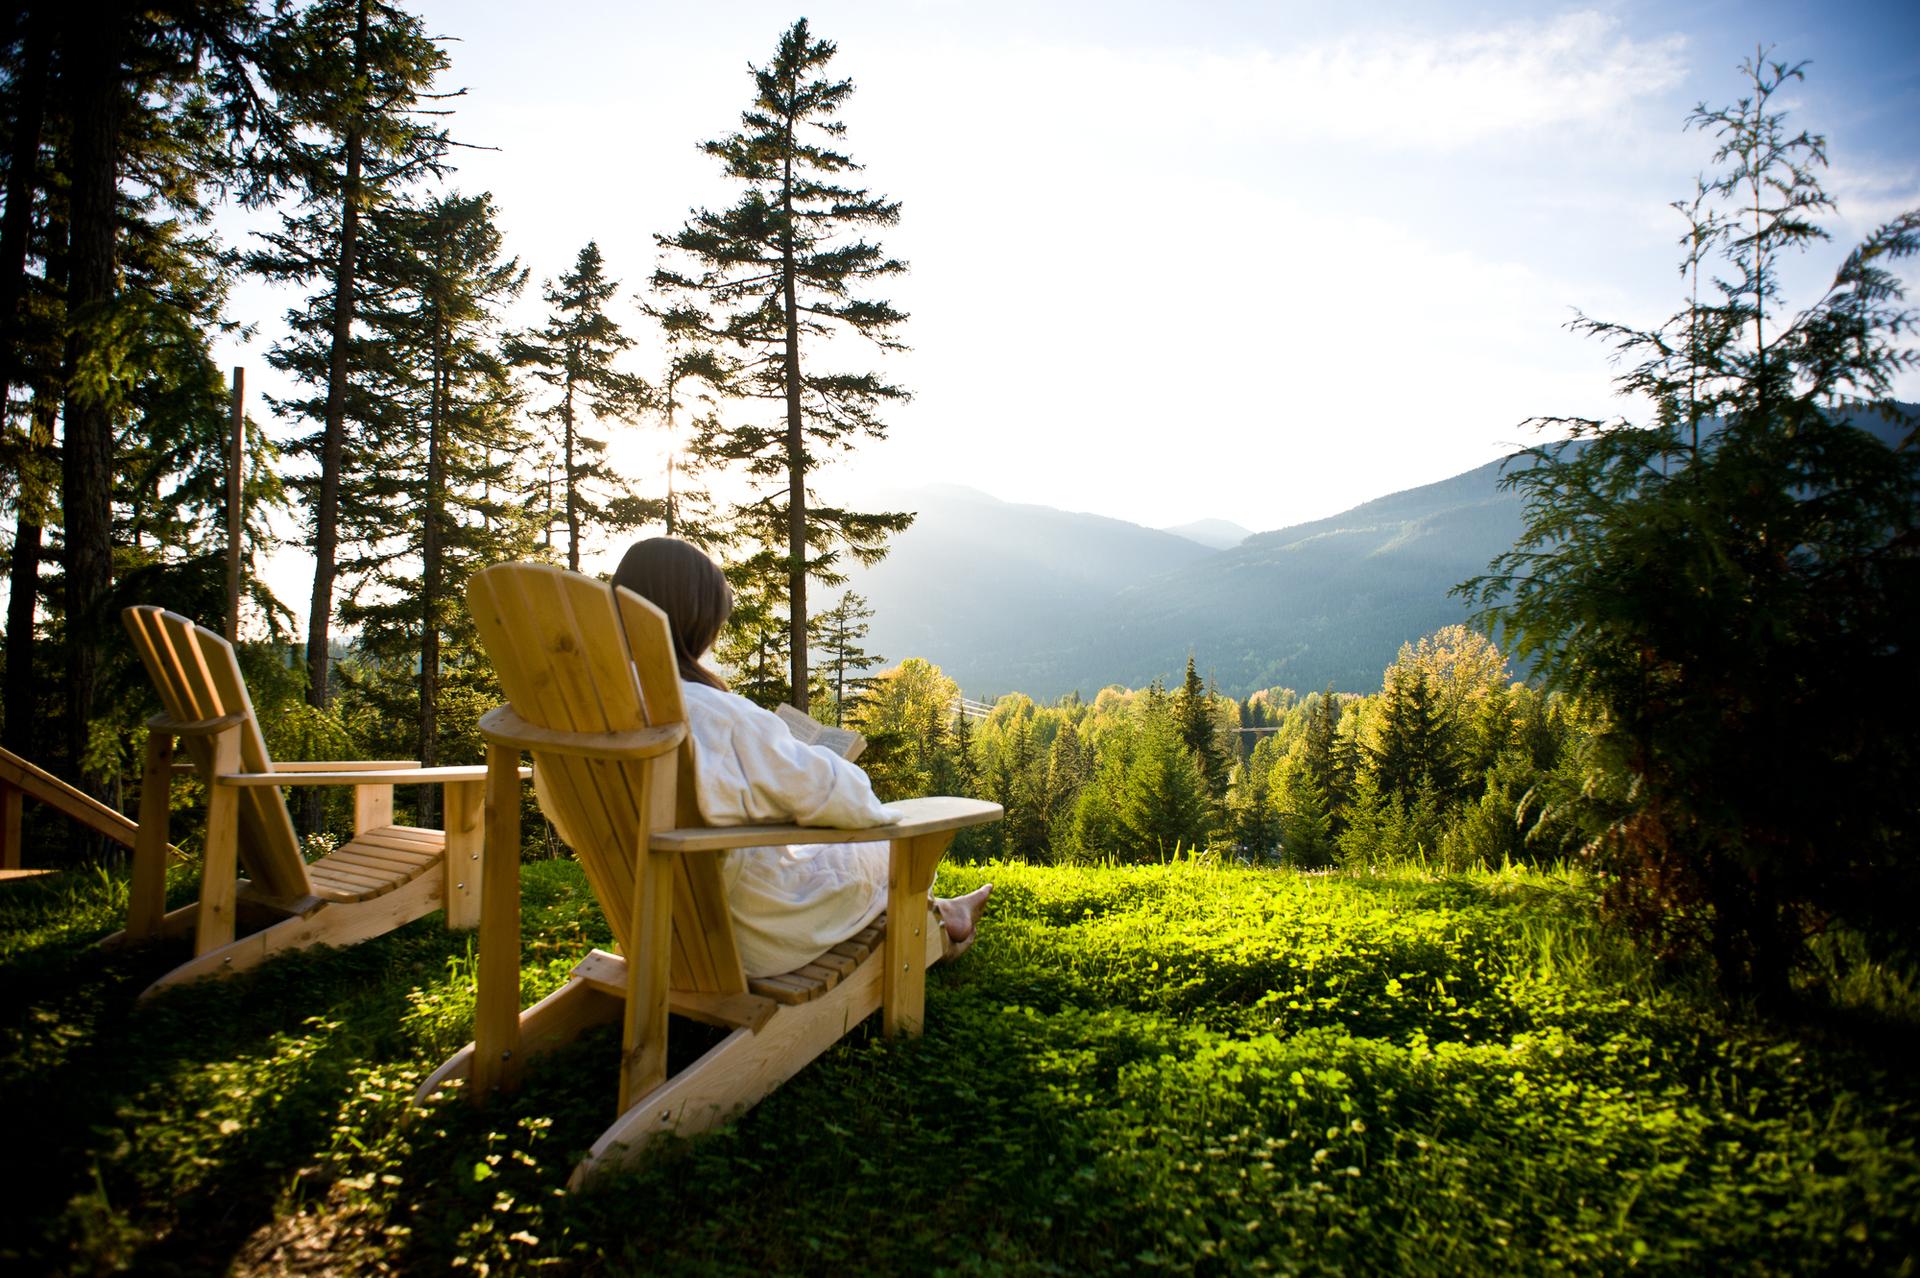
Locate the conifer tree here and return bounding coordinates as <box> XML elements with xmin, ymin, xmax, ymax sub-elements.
<box><xmin>0</xmin><ymin>16</ymin><xmax>55</xmax><ymax>728</ymax></box>
<box><xmin>712</xmin><ymin>521</ymin><xmax>794</xmax><ymax>709</ymax></box>
<box><xmin>24</xmin><ymin>0</ymin><xmax>268</xmax><ymax>779</ymax></box>
<box><xmin>1302</xmin><ymin>688</ymin><xmax>1343</xmax><ymax>793</ymax></box>
<box><xmin>654</xmin><ymin>18</ymin><xmax>912</xmax><ymax>712</ymax></box>
<box><xmin>1</xmin><ymin>12</ymin><xmax>61</xmax><ymax>756</ymax></box>
<box><xmin>511</xmin><ymin>241</ymin><xmax>651</xmax><ymax>570</ymax></box>
<box><xmin>1226</xmin><ymin>755</ymin><xmax>1284</xmax><ymax>861</ymax></box>
<box><xmin>951</xmin><ymin>707</ymin><xmax>981</xmax><ymax>797</ymax></box>
<box><xmin>1277</xmin><ymin>770</ymin><xmax>1336</xmax><ymax>868</ymax></box>
<box><xmin>653</xmin><ymin>338</ymin><xmax>731</xmax><ymax>541</ymax></box>
<box><xmin>335</xmin><ymin>192</ymin><xmax>531</xmax><ymax>814</ymax></box>
<box><xmin>251</xmin><ymin>0</ymin><xmax>451</xmax><ymax>711</ymax></box>
<box><xmin>2</xmin><ymin>387</ymin><xmax>58</xmax><ymax>758</ymax></box>
<box><xmin>816</xmin><ymin>590</ymin><xmax>880</xmax><ymax>727</ymax></box>
<box><xmin>1461</xmin><ymin>55</ymin><xmax>1920</xmax><ymax>1000</ymax></box>
<box><xmin>1172</xmin><ymin>654</ymin><xmax>1230</xmax><ymax>798</ymax></box>
<box><xmin>1369</xmin><ymin>666</ymin><xmax>1461</xmax><ymax>805</ymax></box>
<box><xmin>1117</xmin><ymin>710</ymin><xmax>1211</xmax><ymax>861</ymax></box>
<box><xmin>1041</xmin><ymin>723</ymin><xmax>1087</xmax><ymax>836</ymax></box>
<box><xmin>918</xmin><ymin>695</ymin><xmax>957</xmax><ymax>797</ymax></box>
<box><xmin>0</xmin><ymin>7</ymin><xmax>52</xmax><ymax>426</ymax></box>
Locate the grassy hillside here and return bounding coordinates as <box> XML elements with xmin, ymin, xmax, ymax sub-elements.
<box><xmin>2</xmin><ymin>859</ymin><xmax>1915</xmax><ymax>1275</ymax></box>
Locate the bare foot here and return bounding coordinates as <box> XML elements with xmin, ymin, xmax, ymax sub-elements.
<box><xmin>935</xmin><ymin>883</ymin><xmax>993</xmax><ymax>956</ymax></box>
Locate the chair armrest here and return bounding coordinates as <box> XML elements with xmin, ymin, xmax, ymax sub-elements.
<box><xmin>146</xmin><ymin>712</ymin><xmax>248</xmax><ymax>738</ymax></box>
<box><xmin>648</xmin><ymin>795</ymin><xmax>1003</xmax><ymax>854</ymax></box>
<box><xmin>274</xmin><ymin>759</ymin><xmax>420</xmax><ymax>773</ymax></box>
<box><xmin>213</xmin><ymin>764</ymin><xmax>530</xmax><ymax>787</ymax></box>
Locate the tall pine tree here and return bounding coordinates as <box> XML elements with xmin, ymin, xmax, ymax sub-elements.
<box><xmin>336</xmin><ymin>191</ymin><xmax>531</xmax><ymax>819</ymax></box>
<box><xmin>29</xmin><ymin>0</ymin><xmax>267</xmax><ymax>783</ymax></box>
<box><xmin>251</xmin><ymin>0</ymin><xmax>450</xmax><ymax>711</ymax></box>
<box><xmin>654</xmin><ymin>18</ymin><xmax>911</xmax><ymax>712</ymax></box>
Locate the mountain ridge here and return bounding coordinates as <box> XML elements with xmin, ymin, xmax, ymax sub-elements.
<box><xmin>847</xmin><ymin>458</ymin><xmax>1522</xmax><ymax>699</ymax></box>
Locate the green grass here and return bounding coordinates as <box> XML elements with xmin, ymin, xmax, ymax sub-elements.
<box><xmin>1</xmin><ymin>857</ymin><xmax>1915</xmax><ymax>1275</ymax></box>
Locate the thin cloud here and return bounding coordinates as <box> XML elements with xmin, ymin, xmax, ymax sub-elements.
<box><xmin>953</xmin><ymin>10</ymin><xmax>1693</xmax><ymax>153</ymax></box>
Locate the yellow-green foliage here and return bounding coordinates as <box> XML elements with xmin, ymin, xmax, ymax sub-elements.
<box><xmin>2</xmin><ymin>858</ymin><xmax>1914</xmax><ymax>1275</ymax></box>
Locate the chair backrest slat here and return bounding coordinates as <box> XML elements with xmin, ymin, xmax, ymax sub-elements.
<box><xmin>471</xmin><ymin>566</ymin><xmax>645</xmax><ymax>948</ymax></box>
<box><xmin>123</xmin><ymin>607</ymin><xmax>311</xmax><ymax>901</ymax></box>
<box><xmin>467</xmin><ymin>563</ymin><xmax>746</xmax><ymax>995</ymax></box>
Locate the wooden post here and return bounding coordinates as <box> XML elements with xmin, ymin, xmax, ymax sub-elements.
<box><xmin>882</xmin><ymin>830</ymin><xmax>955</xmax><ymax>1037</ymax></box>
<box><xmin>226</xmin><ymin>366</ymin><xmax>244</xmax><ymax>642</ymax></box>
<box><xmin>352</xmin><ymin>781</ymin><xmax>394</xmax><ymax>835</ymax></box>
<box><xmin>472</xmin><ymin>743</ymin><xmax>524</xmax><ymax>1101</ymax></box>
<box><xmin>618</xmin><ymin>753</ymin><xmax>680</xmax><ymax>1114</ymax></box>
<box><xmin>194</xmin><ymin>725</ymin><xmax>242</xmax><ymax>957</ymax></box>
<box><xmin>127</xmin><ymin>730</ymin><xmax>174</xmax><ymax>937</ymax></box>
<box><xmin>0</xmin><ymin>779</ymin><xmax>21</xmax><ymax>871</ymax></box>
<box><xmin>442</xmin><ymin>778</ymin><xmax>482</xmax><ymax>929</ymax></box>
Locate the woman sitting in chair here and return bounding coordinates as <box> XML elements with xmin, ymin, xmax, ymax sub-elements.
<box><xmin>611</xmin><ymin>536</ymin><xmax>991</xmax><ymax>980</ymax></box>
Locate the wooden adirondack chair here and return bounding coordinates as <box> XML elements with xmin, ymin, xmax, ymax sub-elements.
<box><xmin>113</xmin><ymin>606</ymin><xmax>511</xmax><ymax>999</ymax></box>
<box><xmin>415</xmin><ymin>563</ymin><xmax>1001</xmax><ymax>1187</ymax></box>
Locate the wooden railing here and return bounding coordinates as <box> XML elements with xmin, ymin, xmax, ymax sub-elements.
<box><xmin>0</xmin><ymin>745</ymin><xmax>183</xmax><ymax>877</ymax></box>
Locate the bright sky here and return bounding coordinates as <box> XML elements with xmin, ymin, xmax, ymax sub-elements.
<box><xmin>213</xmin><ymin>0</ymin><xmax>1920</xmax><ymax>595</ymax></box>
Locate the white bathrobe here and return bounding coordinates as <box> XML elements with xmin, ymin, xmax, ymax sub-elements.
<box><xmin>537</xmin><ymin>681</ymin><xmax>900</xmax><ymax>979</ymax></box>
<box><xmin>681</xmin><ymin>682</ymin><xmax>900</xmax><ymax>978</ymax></box>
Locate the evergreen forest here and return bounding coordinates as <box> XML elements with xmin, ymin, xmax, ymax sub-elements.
<box><xmin>1</xmin><ymin>9</ymin><xmax>1917</xmax><ymax>1275</ymax></box>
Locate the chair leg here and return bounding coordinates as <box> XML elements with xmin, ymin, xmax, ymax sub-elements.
<box><xmin>127</xmin><ymin>730</ymin><xmax>174</xmax><ymax>939</ymax></box>
<box><xmin>620</xmin><ymin>847</ymin><xmax>675</xmax><ymax>1113</ymax></box>
<box><xmin>882</xmin><ymin>831</ymin><xmax>955</xmax><ymax>1037</ymax></box>
<box><xmin>572</xmin><ymin>953</ymin><xmax>887</xmax><ymax>1189</ymax></box>
<box><xmin>442</xmin><ymin>779</ymin><xmax>483</xmax><ymax>930</ymax></box>
<box><xmin>471</xmin><ymin>743</ymin><xmax>524</xmax><ymax>1100</ymax></box>
<box><xmin>194</xmin><ymin>726</ymin><xmax>243</xmax><ymax>957</ymax></box>
<box><xmin>1</xmin><ymin>779</ymin><xmax>21</xmax><ymax>872</ymax></box>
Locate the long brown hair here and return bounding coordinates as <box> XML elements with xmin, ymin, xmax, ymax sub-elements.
<box><xmin>612</xmin><ymin>538</ymin><xmax>732</xmax><ymax>690</ymax></box>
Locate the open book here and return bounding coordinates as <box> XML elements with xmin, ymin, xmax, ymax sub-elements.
<box><xmin>775</xmin><ymin>703</ymin><xmax>867</xmax><ymax>762</ymax></box>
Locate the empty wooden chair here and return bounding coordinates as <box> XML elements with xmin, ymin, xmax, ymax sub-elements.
<box><xmin>113</xmin><ymin>606</ymin><xmax>509</xmax><ymax>998</ymax></box>
<box><xmin>415</xmin><ymin>563</ymin><xmax>1001</xmax><ymax>1187</ymax></box>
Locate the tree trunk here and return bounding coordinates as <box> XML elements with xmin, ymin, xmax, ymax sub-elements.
<box><xmin>562</xmin><ymin>362</ymin><xmax>579</xmax><ymax>572</ymax></box>
<box><xmin>780</xmin><ymin>138</ymin><xmax>808</xmax><ymax>711</ymax></box>
<box><xmin>306</xmin><ymin>0</ymin><xmax>370</xmax><ymax>716</ymax></box>
<box><xmin>664</xmin><ymin>390</ymin><xmax>677</xmax><ymax>536</ymax></box>
<box><xmin>418</xmin><ymin>296</ymin><xmax>446</xmax><ymax>826</ymax></box>
<box><xmin>3</xmin><ymin>391</ymin><xmax>57</xmax><ymax>757</ymax></box>
<box><xmin>0</xmin><ymin>4</ymin><xmax>50</xmax><ymax>417</ymax></box>
<box><xmin>3</xmin><ymin>515</ymin><xmax>44</xmax><ymax>756</ymax></box>
<box><xmin>59</xmin><ymin>2</ymin><xmax>127</xmax><ymax>798</ymax></box>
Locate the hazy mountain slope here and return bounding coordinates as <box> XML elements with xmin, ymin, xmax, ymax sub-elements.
<box><xmin>847</xmin><ymin>486</ymin><xmax>1214</xmax><ymax>689</ymax></box>
<box><xmin>850</xmin><ymin>464</ymin><xmax>1523</xmax><ymax>699</ymax></box>
<box><xmin>1095</xmin><ymin>458</ymin><xmax>1522</xmax><ymax>696</ymax></box>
